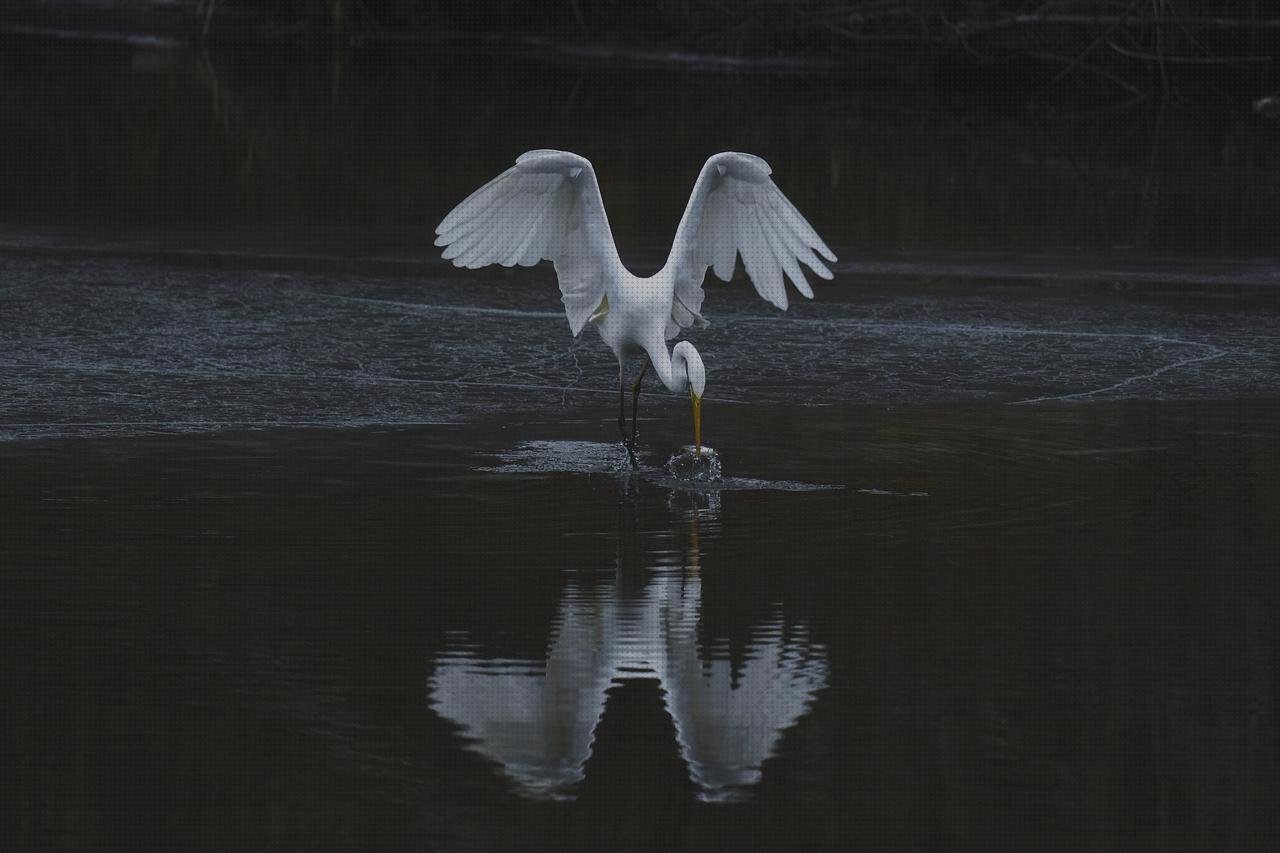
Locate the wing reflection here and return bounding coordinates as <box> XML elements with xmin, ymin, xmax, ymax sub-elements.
<box><xmin>428</xmin><ymin>493</ymin><xmax>827</xmax><ymax>802</ymax></box>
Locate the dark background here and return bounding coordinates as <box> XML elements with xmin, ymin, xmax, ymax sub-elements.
<box><xmin>3</xmin><ymin>1</ymin><xmax>1280</xmax><ymax>257</ymax></box>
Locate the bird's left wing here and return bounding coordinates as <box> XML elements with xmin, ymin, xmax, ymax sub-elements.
<box><xmin>663</xmin><ymin>152</ymin><xmax>835</xmax><ymax>336</ymax></box>
<box><xmin>435</xmin><ymin>150</ymin><xmax>622</xmax><ymax>336</ymax></box>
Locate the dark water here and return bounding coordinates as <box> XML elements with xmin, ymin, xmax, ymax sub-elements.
<box><xmin>3</xmin><ymin>36</ymin><xmax>1280</xmax><ymax>852</ymax></box>
<box><xmin>2</xmin><ymin>255</ymin><xmax>1279</xmax><ymax>850</ymax></box>
<box><xmin>3</xmin><ymin>398</ymin><xmax>1278</xmax><ymax>851</ymax></box>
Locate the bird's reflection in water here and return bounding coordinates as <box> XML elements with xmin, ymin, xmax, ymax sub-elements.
<box><xmin>429</xmin><ymin>476</ymin><xmax>827</xmax><ymax>802</ymax></box>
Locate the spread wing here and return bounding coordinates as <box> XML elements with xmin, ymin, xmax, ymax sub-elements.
<box><xmin>663</xmin><ymin>152</ymin><xmax>835</xmax><ymax>337</ymax></box>
<box><xmin>435</xmin><ymin>150</ymin><xmax>622</xmax><ymax>336</ymax></box>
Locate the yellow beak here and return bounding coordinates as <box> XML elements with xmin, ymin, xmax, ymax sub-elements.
<box><xmin>690</xmin><ymin>389</ymin><xmax>702</xmax><ymax>455</ymax></box>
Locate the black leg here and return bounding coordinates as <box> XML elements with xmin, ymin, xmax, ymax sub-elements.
<box><xmin>629</xmin><ymin>358</ymin><xmax>650</xmax><ymax>450</ymax></box>
<box><xmin>618</xmin><ymin>362</ymin><xmax>639</xmax><ymax>469</ymax></box>
<box><xmin>617</xmin><ymin>362</ymin><xmax>628</xmax><ymax>442</ymax></box>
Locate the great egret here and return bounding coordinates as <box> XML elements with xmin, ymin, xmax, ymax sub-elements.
<box><xmin>434</xmin><ymin>149</ymin><xmax>835</xmax><ymax>465</ymax></box>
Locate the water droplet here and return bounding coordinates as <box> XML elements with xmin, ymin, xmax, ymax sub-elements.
<box><xmin>666</xmin><ymin>445</ymin><xmax>722</xmax><ymax>482</ymax></box>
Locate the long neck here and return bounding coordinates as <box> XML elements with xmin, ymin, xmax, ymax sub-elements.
<box><xmin>649</xmin><ymin>341</ymin><xmax>689</xmax><ymax>394</ymax></box>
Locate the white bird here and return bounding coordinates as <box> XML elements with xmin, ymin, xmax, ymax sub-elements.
<box><xmin>434</xmin><ymin>149</ymin><xmax>836</xmax><ymax>464</ymax></box>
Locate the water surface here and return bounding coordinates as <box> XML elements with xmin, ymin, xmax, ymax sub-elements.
<box><xmin>3</xmin><ymin>389</ymin><xmax>1278</xmax><ymax>850</ymax></box>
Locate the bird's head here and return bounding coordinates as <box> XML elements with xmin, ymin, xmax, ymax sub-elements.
<box><xmin>674</xmin><ymin>341</ymin><xmax>706</xmax><ymax>453</ymax></box>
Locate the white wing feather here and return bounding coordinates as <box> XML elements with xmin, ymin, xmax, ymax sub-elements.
<box><xmin>664</xmin><ymin>152</ymin><xmax>835</xmax><ymax>331</ymax></box>
<box><xmin>435</xmin><ymin>150</ymin><xmax>622</xmax><ymax>336</ymax></box>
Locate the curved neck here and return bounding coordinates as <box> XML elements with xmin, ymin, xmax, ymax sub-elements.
<box><xmin>649</xmin><ymin>342</ymin><xmax>689</xmax><ymax>394</ymax></box>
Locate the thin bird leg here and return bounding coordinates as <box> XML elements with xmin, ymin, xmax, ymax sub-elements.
<box><xmin>629</xmin><ymin>358</ymin><xmax>650</xmax><ymax>451</ymax></box>
<box><xmin>618</xmin><ymin>361</ymin><xmax>639</xmax><ymax>470</ymax></box>
<box><xmin>618</xmin><ymin>362</ymin><xmax>628</xmax><ymax>444</ymax></box>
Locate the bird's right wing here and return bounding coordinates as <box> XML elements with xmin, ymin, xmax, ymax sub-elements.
<box><xmin>435</xmin><ymin>150</ymin><xmax>622</xmax><ymax>336</ymax></box>
<box><xmin>663</xmin><ymin>152</ymin><xmax>835</xmax><ymax>332</ymax></box>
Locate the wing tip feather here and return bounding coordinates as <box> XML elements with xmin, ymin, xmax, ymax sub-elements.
<box><xmin>708</xmin><ymin>151</ymin><xmax>772</xmax><ymax>183</ymax></box>
<box><xmin>516</xmin><ymin>149</ymin><xmax>590</xmax><ymax>177</ymax></box>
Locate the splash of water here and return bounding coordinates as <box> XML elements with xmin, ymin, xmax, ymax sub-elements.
<box><xmin>666</xmin><ymin>445</ymin><xmax>722</xmax><ymax>482</ymax></box>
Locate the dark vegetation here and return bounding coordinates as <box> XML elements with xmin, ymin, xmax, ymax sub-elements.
<box><xmin>2</xmin><ymin>1</ymin><xmax>1278</xmax><ymax>254</ymax></box>
<box><xmin>4</xmin><ymin>2</ymin><xmax>1279</xmax><ymax>105</ymax></box>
